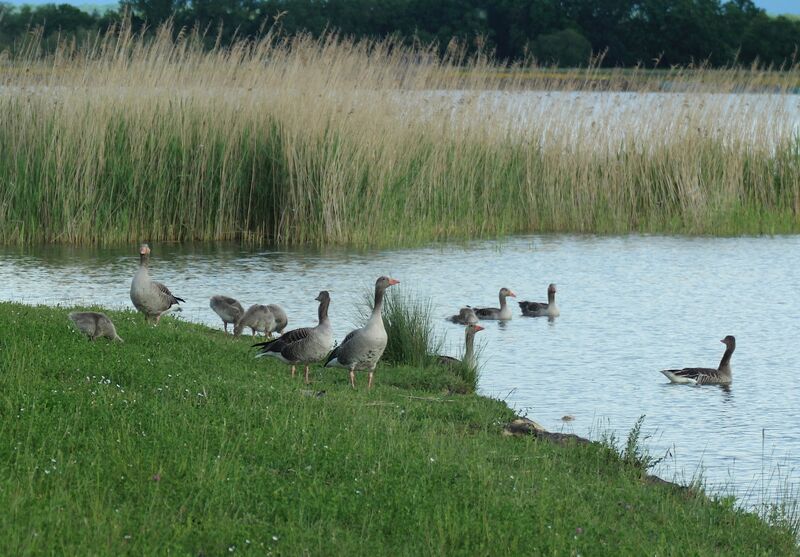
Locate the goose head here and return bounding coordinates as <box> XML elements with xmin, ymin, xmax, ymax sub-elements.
<box><xmin>548</xmin><ymin>283</ymin><xmax>557</xmax><ymax>294</ymax></box>
<box><xmin>467</xmin><ymin>324</ymin><xmax>484</xmax><ymax>336</ymax></box>
<box><xmin>315</xmin><ymin>290</ymin><xmax>331</xmax><ymax>303</ymax></box>
<box><xmin>499</xmin><ymin>287</ymin><xmax>516</xmax><ymax>298</ymax></box>
<box><xmin>376</xmin><ymin>276</ymin><xmax>400</xmax><ymax>291</ymax></box>
<box><xmin>139</xmin><ymin>243</ymin><xmax>151</xmax><ymax>264</ymax></box>
<box><xmin>721</xmin><ymin>335</ymin><xmax>736</xmax><ymax>349</ymax></box>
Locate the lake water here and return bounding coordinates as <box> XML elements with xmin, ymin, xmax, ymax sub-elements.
<box><xmin>2</xmin><ymin>235</ymin><xmax>799</xmax><ymax>510</ymax></box>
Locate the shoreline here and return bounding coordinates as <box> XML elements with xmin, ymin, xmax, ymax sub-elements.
<box><xmin>1</xmin><ymin>301</ymin><xmax>797</xmax><ymax>554</ymax></box>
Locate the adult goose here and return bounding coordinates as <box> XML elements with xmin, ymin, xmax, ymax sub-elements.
<box><xmin>474</xmin><ymin>288</ymin><xmax>516</xmax><ymax>321</ymax></box>
<box><xmin>69</xmin><ymin>311</ymin><xmax>123</xmax><ymax>342</ymax></box>
<box><xmin>130</xmin><ymin>244</ymin><xmax>184</xmax><ymax>324</ymax></box>
<box><xmin>209</xmin><ymin>295</ymin><xmax>244</xmax><ymax>333</ymax></box>
<box><xmin>253</xmin><ymin>291</ymin><xmax>333</xmax><ymax>384</ymax></box>
<box><xmin>447</xmin><ymin>307</ymin><xmax>478</xmax><ymax>326</ymax></box>
<box><xmin>519</xmin><ymin>283</ymin><xmax>560</xmax><ymax>318</ymax></box>
<box><xmin>324</xmin><ymin>276</ymin><xmax>399</xmax><ymax>389</ymax></box>
<box><xmin>234</xmin><ymin>304</ymin><xmax>275</xmax><ymax>337</ymax></box>
<box><xmin>660</xmin><ymin>336</ymin><xmax>736</xmax><ymax>385</ymax></box>
<box><xmin>438</xmin><ymin>323</ymin><xmax>483</xmax><ymax>368</ymax></box>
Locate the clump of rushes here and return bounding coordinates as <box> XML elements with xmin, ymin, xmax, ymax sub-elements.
<box><xmin>359</xmin><ymin>287</ymin><xmax>481</xmax><ymax>393</ymax></box>
<box><xmin>359</xmin><ymin>287</ymin><xmax>441</xmax><ymax>368</ymax></box>
<box><xmin>1</xmin><ymin>20</ymin><xmax>799</xmax><ymax>246</ymax></box>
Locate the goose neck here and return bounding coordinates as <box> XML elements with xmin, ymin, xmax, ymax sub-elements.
<box><xmin>318</xmin><ymin>297</ymin><xmax>331</xmax><ymax>324</ymax></box>
<box><xmin>719</xmin><ymin>345</ymin><xmax>734</xmax><ymax>370</ymax></box>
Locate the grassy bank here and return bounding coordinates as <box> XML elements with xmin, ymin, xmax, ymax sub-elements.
<box><xmin>1</xmin><ymin>24</ymin><xmax>799</xmax><ymax>246</ymax></box>
<box><xmin>0</xmin><ymin>302</ymin><xmax>797</xmax><ymax>555</ymax></box>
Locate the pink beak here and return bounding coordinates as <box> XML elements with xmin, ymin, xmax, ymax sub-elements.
<box><xmin>388</xmin><ymin>278</ymin><xmax>400</xmax><ymax>286</ymax></box>
<box><xmin>474</xmin><ymin>325</ymin><xmax>485</xmax><ymax>332</ymax></box>
<box><xmin>508</xmin><ymin>291</ymin><xmax>516</xmax><ymax>297</ymax></box>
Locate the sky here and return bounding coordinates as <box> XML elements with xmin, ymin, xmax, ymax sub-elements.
<box><xmin>757</xmin><ymin>0</ymin><xmax>800</xmax><ymax>14</ymax></box>
<box><xmin>5</xmin><ymin>0</ymin><xmax>800</xmax><ymax>16</ymax></box>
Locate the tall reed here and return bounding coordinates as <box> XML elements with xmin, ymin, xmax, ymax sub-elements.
<box><xmin>1</xmin><ymin>21</ymin><xmax>798</xmax><ymax>246</ymax></box>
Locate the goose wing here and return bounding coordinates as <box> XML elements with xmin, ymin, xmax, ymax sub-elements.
<box><xmin>153</xmin><ymin>281</ymin><xmax>185</xmax><ymax>305</ymax></box>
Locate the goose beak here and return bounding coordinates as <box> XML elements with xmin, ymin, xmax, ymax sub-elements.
<box><xmin>388</xmin><ymin>278</ymin><xmax>400</xmax><ymax>286</ymax></box>
<box><xmin>474</xmin><ymin>325</ymin><xmax>485</xmax><ymax>332</ymax></box>
<box><xmin>509</xmin><ymin>291</ymin><xmax>516</xmax><ymax>297</ymax></box>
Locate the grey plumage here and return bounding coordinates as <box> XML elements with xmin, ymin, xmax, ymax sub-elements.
<box><xmin>324</xmin><ymin>276</ymin><xmax>400</xmax><ymax>389</ymax></box>
<box><xmin>234</xmin><ymin>304</ymin><xmax>275</xmax><ymax>337</ymax></box>
<box><xmin>474</xmin><ymin>287</ymin><xmax>516</xmax><ymax>321</ymax></box>
<box><xmin>437</xmin><ymin>323</ymin><xmax>483</xmax><ymax>368</ymax></box>
<box><xmin>253</xmin><ymin>291</ymin><xmax>333</xmax><ymax>383</ymax></box>
<box><xmin>447</xmin><ymin>307</ymin><xmax>478</xmax><ymax>325</ymax></box>
<box><xmin>130</xmin><ymin>244</ymin><xmax>184</xmax><ymax>325</ymax></box>
<box><xmin>266</xmin><ymin>304</ymin><xmax>288</xmax><ymax>334</ymax></box>
<box><xmin>210</xmin><ymin>295</ymin><xmax>244</xmax><ymax>333</ymax></box>
<box><xmin>660</xmin><ymin>336</ymin><xmax>736</xmax><ymax>385</ymax></box>
<box><xmin>68</xmin><ymin>312</ymin><xmax>123</xmax><ymax>342</ymax></box>
<box><xmin>519</xmin><ymin>283</ymin><xmax>560</xmax><ymax>318</ymax></box>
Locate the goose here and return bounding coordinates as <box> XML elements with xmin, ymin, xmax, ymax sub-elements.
<box><xmin>266</xmin><ymin>304</ymin><xmax>288</xmax><ymax>334</ymax></box>
<box><xmin>253</xmin><ymin>291</ymin><xmax>333</xmax><ymax>384</ymax></box>
<box><xmin>324</xmin><ymin>276</ymin><xmax>399</xmax><ymax>389</ymax></box>
<box><xmin>130</xmin><ymin>244</ymin><xmax>185</xmax><ymax>324</ymax></box>
<box><xmin>234</xmin><ymin>304</ymin><xmax>275</xmax><ymax>337</ymax></box>
<box><xmin>438</xmin><ymin>323</ymin><xmax>484</xmax><ymax>368</ymax></box>
<box><xmin>447</xmin><ymin>307</ymin><xmax>478</xmax><ymax>325</ymax></box>
<box><xmin>209</xmin><ymin>295</ymin><xmax>244</xmax><ymax>333</ymax></box>
<box><xmin>519</xmin><ymin>283</ymin><xmax>560</xmax><ymax>318</ymax></box>
<box><xmin>660</xmin><ymin>336</ymin><xmax>736</xmax><ymax>385</ymax></box>
<box><xmin>68</xmin><ymin>311</ymin><xmax>123</xmax><ymax>342</ymax></box>
<box><xmin>474</xmin><ymin>288</ymin><xmax>516</xmax><ymax>320</ymax></box>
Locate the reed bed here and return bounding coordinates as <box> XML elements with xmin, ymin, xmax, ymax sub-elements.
<box><xmin>1</xmin><ymin>21</ymin><xmax>799</xmax><ymax>246</ymax></box>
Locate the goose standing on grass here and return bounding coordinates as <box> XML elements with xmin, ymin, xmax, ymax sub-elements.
<box><xmin>474</xmin><ymin>288</ymin><xmax>516</xmax><ymax>321</ymax></box>
<box><xmin>130</xmin><ymin>244</ymin><xmax>185</xmax><ymax>324</ymax></box>
<box><xmin>447</xmin><ymin>307</ymin><xmax>478</xmax><ymax>325</ymax></box>
<box><xmin>324</xmin><ymin>276</ymin><xmax>399</xmax><ymax>389</ymax></box>
<box><xmin>234</xmin><ymin>304</ymin><xmax>275</xmax><ymax>337</ymax></box>
<box><xmin>209</xmin><ymin>295</ymin><xmax>244</xmax><ymax>333</ymax></box>
<box><xmin>519</xmin><ymin>283</ymin><xmax>560</xmax><ymax>318</ymax></box>
<box><xmin>253</xmin><ymin>291</ymin><xmax>333</xmax><ymax>384</ymax></box>
<box><xmin>266</xmin><ymin>304</ymin><xmax>288</xmax><ymax>335</ymax></box>
<box><xmin>69</xmin><ymin>312</ymin><xmax>123</xmax><ymax>342</ymax></box>
<box><xmin>660</xmin><ymin>336</ymin><xmax>736</xmax><ymax>385</ymax></box>
<box><xmin>438</xmin><ymin>323</ymin><xmax>484</xmax><ymax>368</ymax></box>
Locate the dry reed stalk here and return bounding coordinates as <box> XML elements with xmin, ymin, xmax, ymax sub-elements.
<box><xmin>0</xmin><ymin>20</ymin><xmax>798</xmax><ymax>245</ymax></box>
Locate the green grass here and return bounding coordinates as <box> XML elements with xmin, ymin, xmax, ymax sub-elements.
<box><xmin>0</xmin><ymin>302</ymin><xmax>798</xmax><ymax>555</ymax></box>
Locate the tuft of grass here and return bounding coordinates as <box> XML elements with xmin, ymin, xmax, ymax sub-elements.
<box><xmin>360</xmin><ymin>288</ymin><xmax>480</xmax><ymax>393</ymax></box>
<box><xmin>1</xmin><ymin>302</ymin><xmax>799</xmax><ymax>555</ymax></box>
<box><xmin>1</xmin><ymin>21</ymin><xmax>800</xmax><ymax>246</ymax></box>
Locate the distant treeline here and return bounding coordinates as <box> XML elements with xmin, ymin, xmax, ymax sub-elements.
<box><xmin>1</xmin><ymin>0</ymin><xmax>800</xmax><ymax>67</ymax></box>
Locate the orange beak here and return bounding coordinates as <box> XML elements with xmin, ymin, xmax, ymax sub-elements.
<box><xmin>508</xmin><ymin>291</ymin><xmax>516</xmax><ymax>297</ymax></box>
<box><xmin>474</xmin><ymin>325</ymin><xmax>485</xmax><ymax>332</ymax></box>
<box><xmin>388</xmin><ymin>278</ymin><xmax>400</xmax><ymax>286</ymax></box>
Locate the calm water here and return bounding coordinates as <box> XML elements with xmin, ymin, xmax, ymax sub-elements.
<box><xmin>2</xmin><ymin>235</ymin><xmax>799</xmax><ymax>507</ymax></box>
